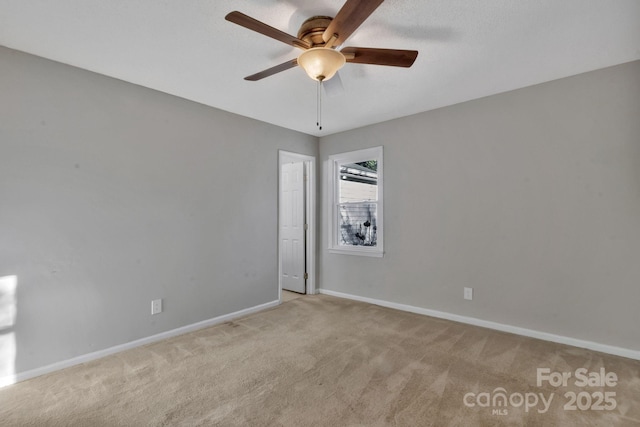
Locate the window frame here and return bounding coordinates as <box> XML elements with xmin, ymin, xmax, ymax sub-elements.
<box><xmin>327</xmin><ymin>146</ymin><xmax>384</xmax><ymax>257</ymax></box>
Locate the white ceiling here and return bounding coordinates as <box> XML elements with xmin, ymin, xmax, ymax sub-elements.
<box><xmin>1</xmin><ymin>0</ymin><xmax>639</xmax><ymax>136</ymax></box>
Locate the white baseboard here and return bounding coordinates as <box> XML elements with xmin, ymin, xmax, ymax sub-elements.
<box><xmin>0</xmin><ymin>299</ymin><xmax>280</xmax><ymax>388</ymax></box>
<box><xmin>319</xmin><ymin>289</ymin><xmax>640</xmax><ymax>361</ymax></box>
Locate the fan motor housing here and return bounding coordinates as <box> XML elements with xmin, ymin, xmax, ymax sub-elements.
<box><xmin>297</xmin><ymin>16</ymin><xmax>333</xmax><ymax>46</ymax></box>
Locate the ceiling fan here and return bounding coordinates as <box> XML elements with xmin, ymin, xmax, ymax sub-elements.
<box><xmin>225</xmin><ymin>0</ymin><xmax>419</xmax><ymax>82</ymax></box>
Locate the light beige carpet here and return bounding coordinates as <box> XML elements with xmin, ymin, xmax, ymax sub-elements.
<box><xmin>1</xmin><ymin>294</ymin><xmax>639</xmax><ymax>426</ymax></box>
<box><xmin>281</xmin><ymin>290</ymin><xmax>304</xmax><ymax>302</ymax></box>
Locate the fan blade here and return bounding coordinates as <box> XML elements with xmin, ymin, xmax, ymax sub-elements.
<box><xmin>322</xmin><ymin>0</ymin><xmax>384</xmax><ymax>46</ymax></box>
<box><xmin>244</xmin><ymin>59</ymin><xmax>299</xmax><ymax>81</ymax></box>
<box><xmin>226</xmin><ymin>11</ymin><xmax>310</xmax><ymax>50</ymax></box>
<box><xmin>341</xmin><ymin>47</ymin><xmax>418</xmax><ymax>67</ymax></box>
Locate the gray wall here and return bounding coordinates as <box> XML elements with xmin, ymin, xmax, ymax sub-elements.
<box><xmin>319</xmin><ymin>60</ymin><xmax>640</xmax><ymax>351</ymax></box>
<box><xmin>2</xmin><ymin>43</ymin><xmax>638</xmax><ymax>377</ymax></box>
<box><xmin>0</xmin><ymin>46</ymin><xmax>317</xmax><ymax>373</ymax></box>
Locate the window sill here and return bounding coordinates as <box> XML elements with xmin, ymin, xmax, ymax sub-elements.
<box><xmin>328</xmin><ymin>248</ymin><xmax>384</xmax><ymax>258</ymax></box>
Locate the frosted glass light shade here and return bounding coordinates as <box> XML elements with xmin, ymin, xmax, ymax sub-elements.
<box><xmin>297</xmin><ymin>47</ymin><xmax>346</xmax><ymax>81</ymax></box>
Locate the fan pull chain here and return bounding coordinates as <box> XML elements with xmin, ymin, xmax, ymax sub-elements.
<box><xmin>316</xmin><ymin>79</ymin><xmax>323</xmax><ymax>131</ymax></box>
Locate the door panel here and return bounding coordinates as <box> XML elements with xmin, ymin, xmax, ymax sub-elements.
<box><xmin>281</xmin><ymin>162</ymin><xmax>305</xmax><ymax>293</ymax></box>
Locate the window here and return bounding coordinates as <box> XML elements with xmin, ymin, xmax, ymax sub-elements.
<box><xmin>328</xmin><ymin>146</ymin><xmax>383</xmax><ymax>257</ymax></box>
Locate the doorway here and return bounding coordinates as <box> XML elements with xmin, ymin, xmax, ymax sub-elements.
<box><xmin>278</xmin><ymin>151</ymin><xmax>316</xmax><ymax>302</ymax></box>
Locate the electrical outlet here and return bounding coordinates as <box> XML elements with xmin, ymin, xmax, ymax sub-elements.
<box><xmin>464</xmin><ymin>287</ymin><xmax>473</xmax><ymax>301</ymax></box>
<box><xmin>151</xmin><ymin>299</ymin><xmax>162</xmax><ymax>315</ymax></box>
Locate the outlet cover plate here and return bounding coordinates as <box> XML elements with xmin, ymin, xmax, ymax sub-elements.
<box><xmin>151</xmin><ymin>299</ymin><xmax>162</xmax><ymax>315</ymax></box>
<box><xmin>464</xmin><ymin>287</ymin><xmax>473</xmax><ymax>301</ymax></box>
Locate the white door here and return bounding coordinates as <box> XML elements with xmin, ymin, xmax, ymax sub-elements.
<box><xmin>280</xmin><ymin>162</ymin><xmax>306</xmax><ymax>293</ymax></box>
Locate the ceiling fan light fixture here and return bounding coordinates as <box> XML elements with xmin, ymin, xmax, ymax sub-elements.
<box><xmin>297</xmin><ymin>47</ymin><xmax>346</xmax><ymax>81</ymax></box>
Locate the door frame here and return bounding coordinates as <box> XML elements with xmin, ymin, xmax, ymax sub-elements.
<box><xmin>278</xmin><ymin>150</ymin><xmax>316</xmax><ymax>301</ymax></box>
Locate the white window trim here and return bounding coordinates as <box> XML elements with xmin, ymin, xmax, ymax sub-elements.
<box><xmin>328</xmin><ymin>146</ymin><xmax>383</xmax><ymax>257</ymax></box>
